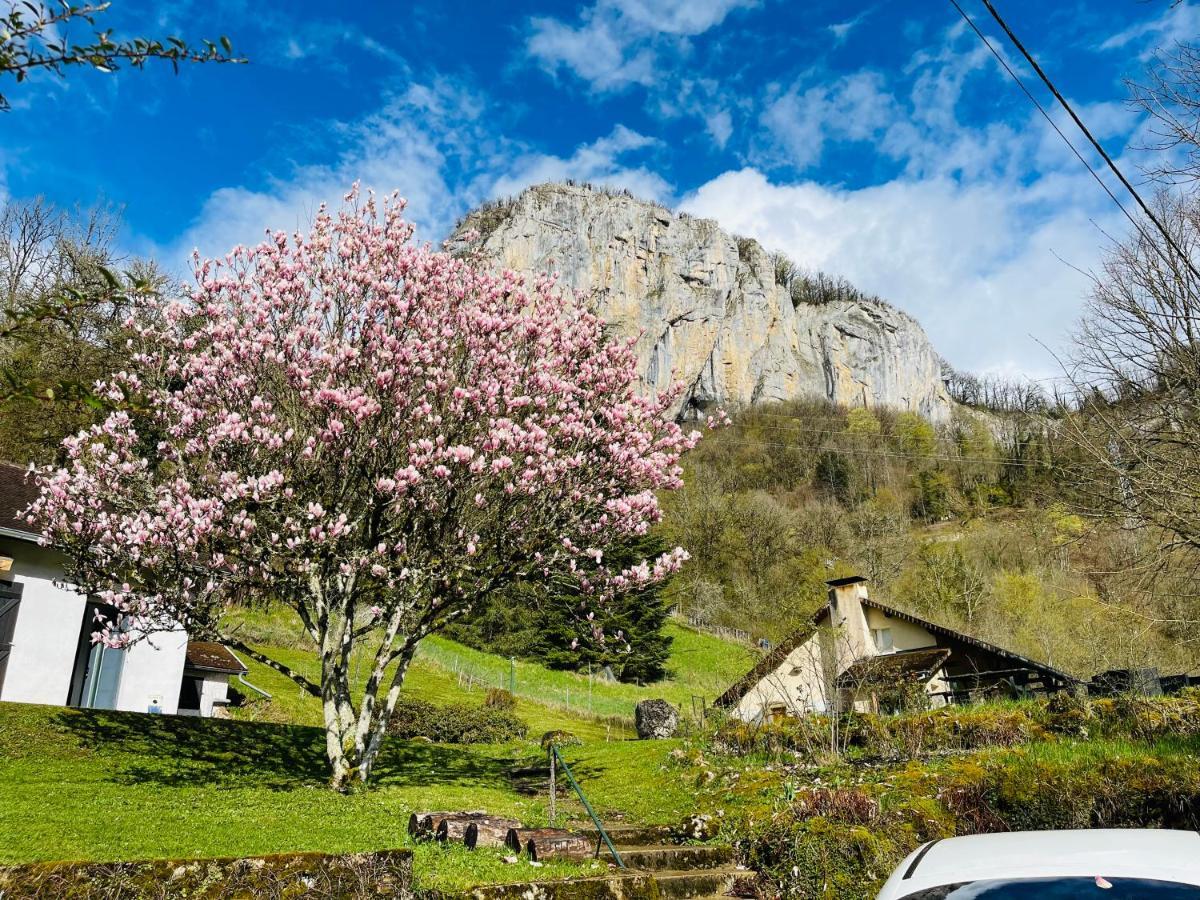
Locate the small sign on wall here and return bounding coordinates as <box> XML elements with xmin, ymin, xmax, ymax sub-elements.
<box><xmin>0</xmin><ymin>557</ymin><xmax>12</xmax><ymax>573</ymax></box>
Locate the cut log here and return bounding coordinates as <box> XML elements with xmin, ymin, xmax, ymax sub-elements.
<box><xmin>434</xmin><ymin>813</ymin><xmax>513</xmax><ymax>844</ymax></box>
<box><xmin>515</xmin><ymin>828</ymin><xmax>595</xmax><ymax>862</ymax></box>
<box><xmin>463</xmin><ymin>817</ymin><xmax>523</xmax><ymax>850</ymax></box>
<box><xmin>408</xmin><ymin>810</ymin><xmax>485</xmax><ymax>841</ymax></box>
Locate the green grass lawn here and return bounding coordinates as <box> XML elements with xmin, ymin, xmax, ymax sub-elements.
<box><xmin>0</xmin><ymin>702</ymin><xmax>697</xmax><ymax>891</ymax></box>
<box><xmin>223</xmin><ymin>604</ymin><xmax>757</xmax><ymax>738</ymax></box>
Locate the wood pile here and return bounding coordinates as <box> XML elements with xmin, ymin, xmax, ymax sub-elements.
<box><xmin>408</xmin><ymin>811</ymin><xmax>595</xmax><ymax>861</ymax></box>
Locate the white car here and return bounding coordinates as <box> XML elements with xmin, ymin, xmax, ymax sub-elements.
<box><xmin>877</xmin><ymin>830</ymin><xmax>1200</xmax><ymax>899</ymax></box>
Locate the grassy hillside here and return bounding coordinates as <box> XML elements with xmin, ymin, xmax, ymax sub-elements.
<box><xmin>224</xmin><ymin>605</ymin><xmax>756</xmax><ymax>735</ymax></box>
<box><xmin>0</xmin><ymin>702</ymin><xmax>695</xmax><ymax>891</ymax></box>
<box><xmin>7</xmin><ymin>693</ymin><xmax>1200</xmax><ymax>897</ymax></box>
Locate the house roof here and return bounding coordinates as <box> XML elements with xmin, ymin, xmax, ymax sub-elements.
<box><xmin>0</xmin><ymin>463</ymin><xmax>40</xmax><ymax>542</ymax></box>
<box><xmin>712</xmin><ymin>603</ymin><xmax>832</xmax><ymax>709</ymax></box>
<box><xmin>713</xmin><ymin>591</ymin><xmax>1076</xmax><ymax>709</ymax></box>
<box><xmin>185</xmin><ymin>642</ymin><xmax>248</xmax><ymax>675</ymax></box>
<box><xmin>836</xmin><ymin>647</ymin><xmax>951</xmax><ymax>689</ymax></box>
<box><xmin>856</xmin><ymin>595</ymin><xmax>1075</xmax><ymax>685</ymax></box>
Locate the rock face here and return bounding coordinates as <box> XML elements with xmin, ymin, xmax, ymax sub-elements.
<box><xmin>451</xmin><ymin>183</ymin><xmax>954</xmax><ymax>422</ymax></box>
<box><xmin>635</xmin><ymin>698</ymin><xmax>680</xmax><ymax>739</ymax></box>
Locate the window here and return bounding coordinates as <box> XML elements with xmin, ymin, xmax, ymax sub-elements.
<box><xmin>871</xmin><ymin>628</ymin><xmax>894</xmax><ymax>652</ymax></box>
<box><xmin>68</xmin><ymin>601</ymin><xmax>125</xmax><ymax>709</ymax></box>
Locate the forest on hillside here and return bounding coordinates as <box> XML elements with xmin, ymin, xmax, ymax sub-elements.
<box><xmin>660</xmin><ymin>400</ymin><xmax>1197</xmax><ymax>679</ymax></box>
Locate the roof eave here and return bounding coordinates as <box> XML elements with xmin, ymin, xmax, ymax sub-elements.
<box><xmin>0</xmin><ymin>525</ymin><xmax>41</xmax><ymax>544</ymax></box>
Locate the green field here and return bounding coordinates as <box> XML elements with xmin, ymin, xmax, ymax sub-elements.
<box><xmin>0</xmin><ymin>702</ymin><xmax>697</xmax><ymax>892</ymax></box>
<box><xmin>0</xmin><ymin>613</ymin><xmax>750</xmax><ymax>891</ymax></box>
<box><xmin>224</xmin><ymin>607</ymin><xmax>757</xmax><ymax>738</ymax></box>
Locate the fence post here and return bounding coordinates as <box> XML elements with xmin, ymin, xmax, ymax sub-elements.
<box><xmin>548</xmin><ymin>747</ymin><xmax>557</xmax><ymax>826</ymax></box>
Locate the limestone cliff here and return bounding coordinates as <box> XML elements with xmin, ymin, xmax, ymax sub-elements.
<box><xmin>450</xmin><ymin>183</ymin><xmax>954</xmax><ymax>422</ymax></box>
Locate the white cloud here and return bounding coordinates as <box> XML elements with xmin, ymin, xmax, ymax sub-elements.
<box><xmin>680</xmin><ymin>167</ymin><xmax>1117</xmax><ymax>379</ymax></box>
<box><xmin>1100</xmin><ymin>1</ymin><xmax>1200</xmax><ymax>57</ymax></box>
<box><xmin>157</xmin><ymin>79</ymin><xmax>506</xmax><ymax>269</ymax></box>
<box><xmin>828</xmin><ymin>8</ymin><xmax>873</xmax><ymax>45</ymax></box>
<box><xmin>760</xmin><ymin>71</ymin><xmax>898</xmax><ymax>170</ymax></box>
<box><xmin>526</xmin><ymin>11</ymin><xmax>657</xmax><ymax>91</ymax></box>
<box><xmin>706</xmin><ymin>110</ymin><xmax>733</xmax><ymax>149</ymax></box>
<box><xmin>489</xmin><ymin>125</ymin><xmax>671</xmax><ymax>203</ymax></box>
<box><xmin>525</xmin><ymin>0</ymin><xmax>755</xmax><ymax>92</ymax></box>
<box><xmin>609</xmin><ymin>0</ymin><xmax>756</xmax><ymax>36</ymax></box>
<box><xmin>152</xmin><ymin>83</ymin><xmax>669</xmax><ymax>273</ymax></box>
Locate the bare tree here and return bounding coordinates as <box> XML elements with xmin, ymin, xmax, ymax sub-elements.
<box><xmin>1130</xmin><ymin>42</ymin><xmax>1200</xmax><ymax>185</ymax></box>
<box><xmin>0</xmin><ymin>197</ymin><xmax>169</xmax><ymax>461</ymax></box>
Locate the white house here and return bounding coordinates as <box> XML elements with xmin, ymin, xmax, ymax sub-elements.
<box><xmin>715</xmin><ymin>576</ymin><xmax>1075</xmax><ymax>722</ymax></box>
<box><xmin>0</xmin><ymin>463</ymin><xmax>246</xmax><ymax>716</ymax></box>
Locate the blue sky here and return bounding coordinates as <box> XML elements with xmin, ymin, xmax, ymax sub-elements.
<box><xmin>3</xmin><ymin>0</ymin><xmax>1198</xmax><ymax>378</ymax></box>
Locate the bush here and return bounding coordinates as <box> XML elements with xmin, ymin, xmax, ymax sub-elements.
<box><xmin>386</xmin><ymin>698</ymin><xmax>527</xmax><ymax>744</ymax></box>
<box><xmin>484</xmin><ymin>688</ymin><xmax>516</xmax><ymax>710</ymax></box>
<box><xmin>740</xmin><ymin>740</ymin><xmax>1200</xmax><ymax>900</ymax></box>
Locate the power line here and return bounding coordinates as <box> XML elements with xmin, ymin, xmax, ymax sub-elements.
<box><xmin>970</xmin><ymin>0</ymin><xmax>1200</xmax><ymax>283</ymax></box>
<box><xmin>947</xmin><ymin>0</ymin><xmax>1148</xmax><ymax>249</ymax></box>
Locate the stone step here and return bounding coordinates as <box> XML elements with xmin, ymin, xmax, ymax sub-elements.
<box><xmin>453</xmin><ymin>865</ymin><xmax>750</xmax><ymax>900</ymax></box>
<box><xmin>589</xmin><ymin>824</ymin><xmax>679</xmax><ymax>847</ymax></box>
<box><xmin>651</xmin><ymin>866</ymin><xmax>743</xmax><ymax>900</ymax></box>
<box><xmin>458</xmin><ymin>871</ymin><xmax>657</xmax><ymax>900</ymax></box>
<box><xmin>600</xmin><ymin>844</ymin><xmax>735</xmax><ymax>871</ymax></box>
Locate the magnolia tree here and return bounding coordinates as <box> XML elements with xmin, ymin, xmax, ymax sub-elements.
<box><xmin>28</xmin><ymin>188</ymin><xmax>699</xmax><ymax>789</ymax></box>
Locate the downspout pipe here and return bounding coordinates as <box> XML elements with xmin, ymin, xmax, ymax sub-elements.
<box><xmin>227</xmin><ymin>648</ymin><xmax>272</xmax><ymax>699</ymax></box>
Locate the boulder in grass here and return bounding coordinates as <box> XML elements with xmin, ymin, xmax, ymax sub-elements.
<box><xmin>635</xmin><ymin>699</ymin><xmax>679</xmax><ymax>739</ymax></box>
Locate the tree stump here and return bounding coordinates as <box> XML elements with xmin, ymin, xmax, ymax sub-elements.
<box><xmin>635</xmin><ymin>699</ymin><xmax>679</xmax><ymax>739</ymax></box>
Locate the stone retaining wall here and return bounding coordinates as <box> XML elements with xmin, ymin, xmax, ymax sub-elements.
<box><xmin>0</xmin><ymin>848</ymin><xmax>412</xmax><ymax>899</ymax></box>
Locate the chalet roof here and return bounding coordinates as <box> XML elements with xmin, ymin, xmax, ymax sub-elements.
<box><xmin>836</xmin><ymin>647</ymin><xmax>951</xmax><ymax>689</ymax></box>
<box><xmin>713</xmin><ymin>592</ymin><xmax>1076</xmax><ymax>709</ymax></box>
<box><xmin>0</xmin><ymin>463</ymin><xmax>40</xmax><ymax>541</ymax></box>
<box><xmin>185</xmin><ymin>642</ymin><xmax>247</xmax><ymax>675</ymax></box>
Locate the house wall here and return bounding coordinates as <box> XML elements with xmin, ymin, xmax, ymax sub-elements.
<box><xmin>0</xmin><ymin>537</ymin><xmax>85</xmax><ymax>706</ymax></box>
<box><xmin>863</xmin><ymin>607</ymin><xmax>938</xmax><ymax>652</ymax></box>
<box><xmin>0</xmin><ymin>536</ymin><xmax>187</xmax><ymax>714</ymax></box>
<box><xmin>117</xmin><ymin>627</ymin><xmax>188</xmax><ymax>715</ymax></box>
<box><xmin>733</xmin><ymin>619</ymin><xmax>834</xmax><ymax>721</ymax></box>
<box><xmin>199</xmin><ymin>674</ymin><xmax>231</xmax><ymax>717</ymax></box>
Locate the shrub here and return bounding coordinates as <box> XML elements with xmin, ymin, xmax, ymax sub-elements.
<box><xmin>739</xmin><ymin>740</ymin><xmax>1200</xmax><ymax>900</ymax></box>
<box><xmin>484</xmin><ymin>688</ymin><xmax>516</xmax><ymax>710</ymax></box>
<box><xmin>540</xmin><ymin>730</ymin><xmax>582</xmax><ymax>751</ymax></box>
<box><xmin>710</xmin><ymin>716</ymin><xmax>829</xmax><ymax>759</ymax></box>
<box><xmin>385</xmin><ymin>698</ymin><xmax>527</xmax><ymax>744</ymax></box>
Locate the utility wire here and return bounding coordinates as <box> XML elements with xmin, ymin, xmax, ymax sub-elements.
<box><xmin>968</xmin><ymin>0</ymin><xmax>1200</xmax><ymax>282</ymax></box>
<box><xmin>948</xmin><ymin>2</ymin><xmax>1141</xmax><ymax>235</ymax></box>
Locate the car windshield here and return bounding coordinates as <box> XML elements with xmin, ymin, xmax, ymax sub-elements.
<box><xmin>900</xmin><ymin>878</ymin><xmax>1200</xmax><ymax>900</ymax></box>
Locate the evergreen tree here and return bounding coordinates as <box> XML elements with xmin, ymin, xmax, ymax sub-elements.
<box><xmin>449</xmin><ymin>535</ymin><xmax>675</xmax><ymax>683</ymax></box>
